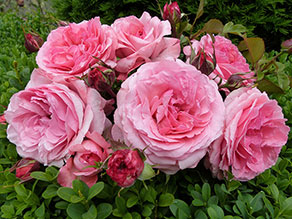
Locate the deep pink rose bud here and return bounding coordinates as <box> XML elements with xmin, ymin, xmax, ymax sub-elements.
<box><xmin>281</xmin><ymin>39</ymin><xmax>292</xmax><ymax>54</ymax></box>
<box><xmin>24</xmin><ymin>31</ymin><xmax>44</xmax><ymax>53</ymax></box>
<box><xmin>163</xmin><ymin>1</ymin><xmax>181</xmax><ymax>23</ymax></box>
<box><xmin>191</xmin><ymin>49</ymin><xmax>216</xmax><ymax>76</ymax></box>
<box><xmin>106</xmin><ymin>149</ymin><xmax>144</xmax><ymax>187</ymax></box>
<box><xmin>15</xmin><ymin>158</ymin><xmax>40</xmax><ymax>182</ymax></box>
<box><xmin>0</xmin><ymin>114</ymin><xmax>6</xmax><ymax>124</ymax></box>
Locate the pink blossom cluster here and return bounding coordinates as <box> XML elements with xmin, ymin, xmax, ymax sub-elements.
<box><xmin>4</xmin><ymin>8</ymin><xmax>289</xmax><ymax>188</ymax></box>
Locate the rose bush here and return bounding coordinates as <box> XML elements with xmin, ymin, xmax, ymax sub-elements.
<box><xmin>57</xmin><ymin>131</ymin><xmax>111</xmax><ymax>187</ymax></box>
<box><xmin>36</xmin><ymin>17</ymin><xmax>117</xmax><ymax>82</ymax></box>
<box><xmin>106</xmin><ymin>149</ymin><xmax>144</xmax><ymax>187</ymax></box>
<box><xmin>206</xmin><ymin>87</ymin><xmax>290</xmax><ymax>181</ymax></box>
<box><xmin>113</xmin><ymin>60</ymin><xmax>225</xmax><ymax>174</ymax></box>
<box><xmin>184</xmin><ymin>34</ymin><xmax>254</xmax><ymax>85</ymax></box>
<box><xmin>112</xmin><ymin>12</ymin><xmax>180</xmax><ymax>79</ymax></box>
<box><xmin>5</xmin><ymin>69</ymin><xmax>107</xmax><ymax>166</ymax></box>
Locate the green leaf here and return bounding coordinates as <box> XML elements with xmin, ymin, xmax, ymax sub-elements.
<box><xmin>35</xmin><ymin>203</ymin><xmax>45</xmax><ymax>218</ymax></box>
<box><xmin>263</xmin><ymin>196</ymin><xmax>274</xmax><ymax>217</ymax></box>
<box><xmin>127</xmin><ymin>195</ymin><xmax>139</xmax><ymax>208</ymax></box>
<box><xmin>15</xmin><ymin>183</ymin><xmax>27</xmax><ymax>198</ymax></box>
<box><xmin>159</xmin><ymin>193</ymin><xmax>175</xmax><ymax>207</ymax></box>
<box><xmin>235</xmin><ymin>200</ymin><xmax>248</xmax><ymax>219</ymax></box>
<box><xmin>280</xmin><ymin>197</ymin><xmax>292</xmax><ymax>217</ymax></box>
<box><xmin>82</xmin><ymin>204</ymin><xmax>97</xmax><ymax>219</ymax></box>
<box><xmin>207</xmin><ymin>205</ymin><xmax>224</xmax><ymax>219</ymax></box>
<box><xmin>192</xmin><ymin>199</ymin><xmax>204</xmax><ymax>206</ymax></box>
<box><xmin>42</xmin><ymin>184</ymin><xmax>59</xmax><ymax>199</ymax></box>
<box><xmin>88</xmin><ymin>182</ymin><xmax>104</xmax><ymax>200</ymax></box>
<box><xmin>55</xmin><ymin>201</ymin><xmax>68</xmax><ymax>210</ymax></box>
<box><xmin>57</xmin><ymin>187</ymin><xmax>77</xmax><ymax>202</ymax></box>
<box><xmin>250</xmin><ymin>192</ymin><xmax>264</xmax><ymax>213</ymax></box>
<box><xmin>202</xmin><ymin>183</ymin><xmax>211</xmax><ymax>201</ymax></box>
<box><xmin>208</xmin><ymin>196</ymin><xmax>219</xmax><ymax>206</ymax></box>
<box><xmin>67</xmin><ymin>203</ymin><xmax>86</xmax><ymax>219</ymax></box>
<box><xmin>223</xmin><ymin>22</ymin><xmax>247</xmax><ymax>36</ymax></box>
<box><xmin>170</xmin><ymin>199</ymin><xmax>191</xmax><ymax>218</ymax></box>
<box><xmin>239</xmin><ymin>37</ymin><xmax>265</xmax><ymax>65</ymax></box>
<box><xmin>122</xmin><ymin>212</ymin><xmax>132</xmax><ymax>219</ymax></box>
<box><xmin>30</xmin><ymin>171</ymin><xmax>50</xmax><ymax>182</ymax></box>
<box><xmin>195</xmin><ymin>209</ymin><xmax>208</xmax><ymax>219</ymax></box>
<box><xmin>277</xmin><ymin>68</ymin><xmax>290</xmax><ymax>90</ymax></box>
<box><xmin>73</xmin><ymin>180</ymin><xmax>89</xmax><ymax>199</ymax></box>
<box><xmin>142</xmin><ymin>206</ymin><xmax>152</xmax><ymax>217</ymax></box>
<box><xmin>140</xmin><ymin>186</ymin><xmax>157</xmax><ymax>203</ymax></box>
<box><xmin>257</xmin><ymin>79</ymin><xmax>284</xmax><ymax>94</ymax></box>
<box><xmin>45</xmin><ymin>166</ymin><xmax>59</xmax><ymax>181</ymax></box>
<box><xmin>269</xmin><ymin>184</ymin><xmax>279</xmax><ymax>201</ymax></box>
<box><xmin>115</xmin><ymin>196</ymin><xmax>127</xmax><ymax>215</ymax></box>
<box><xmin>131</xmin><ymin>212</ymin><xmax>141</xmax><ymax>219</ymax></box>
<box><xmin>96</xmin><ymin>203</ymin><xmax>112</xmax><ymax>219</ymax></box>
<box><xmin>202</xmin><ymin>19</ymin><xmax>224</xmax><ymax>34</ymax></box>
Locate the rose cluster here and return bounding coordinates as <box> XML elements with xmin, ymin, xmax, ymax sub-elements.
<box><xmin>5</xmin><ymin>3</ymin><xmax>289</xmax><ymax>188</ymax></box>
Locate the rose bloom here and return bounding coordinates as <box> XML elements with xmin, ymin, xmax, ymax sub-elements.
<box><xmin>206</xmin><ymin>87</ymin><xmax>290</xmax><ymax>181</ymax></box>
<box><xmin>57</xmin><ymin>131</ymin><xmax>111</xmax><ymax>187</ymax></box>
<box><xmin>106</xmin><ymin>149</ymin><xmax>144</xmax><ymax>187</ymax></box>
<box><xmin>112</xmin><ymin>12</ymin><xmax>180</xmax><ymax>79</ymax></box>
<box><xmin>113</xmin><ymin>60</ymin><xmax>225</xmax><ymax>174</ymax></box>
<box><xmin>183</xmin><ymin>34</ymin><xmax>254</xmax><ymax>85</ymax></box>
<box><xmin>5</xmin><ymin>69</ymin><xmax>107</xmax><ymax>166</ymax></box>
<box><xmin>36</xmin><ymin>17</ymin><xmax>117</xmax><ymax>82</ymax></box>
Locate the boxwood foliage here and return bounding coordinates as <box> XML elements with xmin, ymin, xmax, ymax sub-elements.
<box><xmin>51</xmin><ymin>0</ymin><xmax>292</xmax><ymax>52</ymax></box>
<box><xmin>1</xmin><ymin>3</ymin><xmax>292</xmax><ymax>219</ymax></box>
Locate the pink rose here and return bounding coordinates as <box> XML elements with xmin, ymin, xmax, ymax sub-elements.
<box><xmin>106</xmin><ymin>149</ymin><xmax>144</xmax><ymax>187</ymax></box>
<box><xmin>113</xmin><ymin>60</ymin><xmax>225</xmax><ymax>174</ymax></box>
<box><xmin>206</xmin><ymin>87</ymin><xmax>289</xmax><ymax>181</ymax></box>
<box><xmin>36</xmin><ymin>17</ymin><xmax>117</xmax><ymax>82</ymax></box>
<box><xmin>183</xmin><ymin>35</ymin><xmax>254</xmax><ymax>85</ymax></box>
<box><xmin>5</xmin><ymin>69</ymin><xmax>107</xmax><ymax>166</ymax></box>
<box><xmin>112</xmin><ymin>12</ymin><xmax>180</xmax><ymax>79</ymax></box>
<box><xmin>57</xmin><ymin>131</ymin><xmax>111</xmax><ymax>187</ymax></box>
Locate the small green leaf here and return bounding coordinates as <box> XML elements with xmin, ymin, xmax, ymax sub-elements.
<box><xmin>280</xmin><ymin>197</ymin><xmax>292</xmax><ymax>217</ymax></box>
<box><xmin>195</xmin><ymin>209</ymin><xmax>208</xmax><ymax>219</ymax></box>
<box><xmin>202</xmin><ymin>183</ymin><xmax>211</xmax><ymax>201</ymax></box>
<box><xmin>57</xmin><ymin>187</ymin><xmax>77</xmax><ymax>202</ymax></box>
<box><xmin>67</xmin><ymin>203</ymin><xmax>86</xmax><ymax>219</ymax></box>
<box><xmin>115</xmin><ymin>196</ymin><xmax>127</xmax><ymax>215</ymax></box>
<box><xmin>14</xmin><ymin>184</ymin><xmax>27</xmax><ymax>198</ymax></box>
<box><xmin>202</xmin><ymin>19</ymin><xmax>224</xmax><ymax>34</ymax></box>
<box><xmin>42</xmin><ymin>184</ymin><xmax>59</xmax><ymax>199</ymax></box>
<box><xmin>158</xmin><ymin>193</ymin><xmax>175</xmax><ymax>207</ymax></box>
<box><xmin>88</xmin><ymin>182</ymin><xmax>104</xmax><ymax>200</ymax></box>
<box><xmin>73</xmin><ymin>180</ymin><xmax>89</xmax><ymax>199</ymax></box>
<box><xmin>208</xmin><ymin>205</ymin><xmax>224</xmax><ymax>219</ymax></box>
<box><xmin>170</xmin><ymin>199</ymin><xmax>191</xmax><ymax>218</ymax></box>
<box><xmin>142</xmin><ymin>206</ymin><xmax>152</xmax><ymax>217</ymax></box>
<box><xmin>123</xmin><ymin>212</ymin><xmax>132</xmax><ymax>219</ymax></box>
<box><xmin>82</xmin><ymin>204</ymin><xmax>97</xmax><ymax>219</ymax></box>
<box><xmin>269</xmin><ymin>184</ymin><xmax>279</xmax><ymax>201</ymax></box>
<box><xmin>250</xmin><ymin>192</ymin><xmax>264</xmax><ymax>213</ymax></box>
<box><xmin>35</xmin><ymin>203</ymin><xmax>45</xmax><ymax>218</ymax></box>
<box><xmin>127</xmin><ymin>195</ymin><xmax>139</xmax><ymax>208</ymax></box>
<box><xmin>30</xmin><ymin>171</ymin><xmax>50</xmax><ymax>182</ymax></box>
<box><xmin>239</xmin><ymin>37</ymin><xmax>265</xmax><ymax>65</ymax></box>
<box><xmin>192</xmin><ymin>199</ymin><xmax>204</xmax><ymax>206</ymax></box>
<box><xmin>223</xmin><ymin>22</ymin><xmax>247</xmax><ymax>36</ymax></box>
<box><xmin>96</xmin><ymin>203</ymin><xmax>112</xmax><ymax>219</ymax></box>
<box><xmin>257</xmin><ymin>79</ymin><xmax>284</xmax><ymax>94</ymax></box>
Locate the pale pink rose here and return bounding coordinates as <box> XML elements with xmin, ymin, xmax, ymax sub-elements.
<box><xmin>112</xmin><ymin>12</ymin><xmax>180</xmax><ymax>80</ymax></box>
<box><xmin>5</xmin><ymin>69</ymin><xmax>107</xmax><ymax>166</ymax></box>
<box><xmin>113</xmin><ymin>60</ymin><xmax>225</xmax><ymax>174</ymax></box>
<box><xmin>206</xmin><ymin>87</ymin><xmax>289</xmax><ymax>181</ymax></box>
<box><xmin>57</xmin><ymin>131</ymin><xmax>112</xmax><ymax>188</ymax></box>
<box><xmin>36</xmin><ymin>17</ymin><xmax>117</xmax><ymax>82</ymax></box>
<box><xmin>183</xmin><ymin>34</ymin><xmax>254</xmax><ymax>85</ymax></box>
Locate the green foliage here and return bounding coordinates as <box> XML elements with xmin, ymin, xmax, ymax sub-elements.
<box><xmin>51</xmin><ymin>0</ymin><xmax>292</xmax><ymax>52</ymax></box>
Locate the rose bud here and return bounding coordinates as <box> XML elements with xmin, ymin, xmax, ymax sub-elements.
<box><xmin>163</xmin><ymin>1</ymin><xmax>181</xmax><ymax>23</ymax></box>
<box><xmin>58</xmin><ymin>20</ymin><xmax>69</xmax><ymax>27</ymax></box>
<box><xmin>23</xmin><ymin>31</ymin><xmax>44</xmax><ymax>53</ymax></box>
<box><xmin>191</xmin><ymin>49</ymin><xmax>216</xmax><ymax>76</ymax></box>
<box><xmin>106</xmin><ymin>149</ymin><xmax>144</xmax><ymax>187</ymax></box>
<box><xmin>14</xmin><ymin>158</ymin><xmax>40</xmax><ymax>182</ymax></box>
<box><xmin>0</xmin><ymin>114</ymin><xmax>6</xmax><ymax>124</ymax></box>
<box><xmin>88</xmin><ymin>67</ymin><xmax>116</xmax><ymax>97</ymax></box>
<box><xmin>281</xmin><ymin>39</ymin><xmax>292</xmax><ymax>54</ymax></box>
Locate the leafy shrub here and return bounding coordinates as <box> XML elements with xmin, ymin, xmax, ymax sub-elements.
<box><xmin>51</xmin><ymin>0</ymin><xmax>292</xmax><ymax>51</ymax></box>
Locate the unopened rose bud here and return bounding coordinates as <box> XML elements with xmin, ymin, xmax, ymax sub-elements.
<box><xmin>58</xmin><ymin>20</ymin><xmax>69</xmax><ymax>27</ymax></box>
<box><xmin>191</xmin><ymin>49</ymin><xmax>215</xmax><ymax>76</ymax></box>
<box><xmin>0</xmin><ymin>114</ymin><xmax>6</xmax><ymax>124</ymax></box>
<box><xmin>24</xmin><ymin>31</ymin><xmax>44</xmax><ymax>53</ymax></box>
<box><xmin>163</xmin><ymin>1</ymin><xmax>181</xmax><ymax>23</ymax></box>
<box><xmin>106</xmin><ymin>149</ymin><xmax>144</xmax><ymax>187</ymax></box>
<box><xmin>14</xmin><ymin>158</ymin><xmax>40</xmax><ymax>182</ymax></box>
<box><xmin>281</xmin><ymin>39</ymin><xmax>292</xmax><ymax>54</ymax></box>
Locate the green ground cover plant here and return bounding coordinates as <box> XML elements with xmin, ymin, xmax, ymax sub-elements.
<box><xmin>0</xmin><ymin>1</ymin><xmax>292</xmax><ymax>218</ymax></box>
